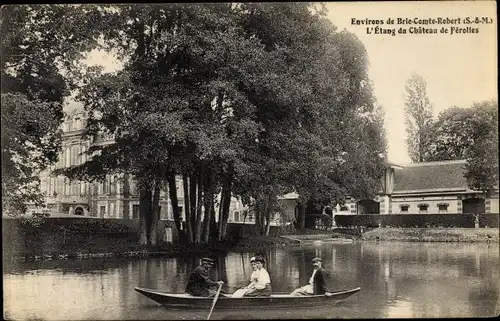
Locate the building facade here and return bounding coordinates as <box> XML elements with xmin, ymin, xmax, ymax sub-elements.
<box><xmin>338</xmin><ymin>160</ymin><xmax>499</xmax><ymax>215</ymax></box>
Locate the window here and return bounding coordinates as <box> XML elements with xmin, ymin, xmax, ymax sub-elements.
<box><xmin>71</xmin><ymin>181</ymin><xmax>78</xmax><ymax>196</ymax></box>
<box><xmin>100</xmin><ymin>206</ymin><xmax>106</xmax><ymax>216</ymax></box>
<box><xmin>132</xmin><ymin>205</ymin><xmax>140</xmax><ymax>219</ymax></box>
<box><xmin>48</xmin><ymin>178</ymin><xmax>54</xmax><ymax>196</ymax></box>
<box><xmin>80</xmin><ymin>182</ymin><xmax>86</xmax><ymax>196</ymax></box>
<box><xmin>71</xmin><ymin>145</ymin><xmax>79</xmax><ymax>166</ymax></box>
<box><xmin>340</xmin><ymin>206</ymin><xmax>349</xmax><ymax>211</ymax></box>
<box><xmin>65</xmin><ymin>147</ymin><xmax>71</xmax><ymax>167</ymax></box>
<box><xmin>418</xmin><ymin>204</ymin><xmax>429</xmax><ymax>214</ymax></box>
<box><xmin>234</xmin><ymin>211</ymin><xmax>240</xmax><ymax>222</ymax></box>
<box><xmin>64</xmin><ymin>180</ymin><xmax>70</xmax><ymax>196</ymax></box>
<box><xmin>438</xmin><ymin>203</ymin><xmax>449</xmax><ymax>213</ymax></box>
<box><xmin>129</xmin><ymin>179</ymin><xmax>136</xmax><ymax>195</ymax></box>
<box><xmin>110</xmin><ymin>176</ymin><xmax>116</xmax><ymax>194</ymax></box>
<box><xmin>400</xmin><ymin>204</ymin><xmax>410</xmax><ymax>213</ymax></box>
<box><xmin>56</xmin><ymin>178</ymin><xmax>62</xmax><ymax>196</ymax></box>
<box><xmin>103</xmin><ymin>177</ymin><xmax>109</xmax><ymax>194</ymax></box>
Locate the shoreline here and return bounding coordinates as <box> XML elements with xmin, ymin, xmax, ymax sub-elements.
<box><xmin>4</xmin><ymin>228</ymin><xmax>498</xmax><ymax>263</ymax></box>
<box><xmin>359</xmin><ymin>227</ymin><xmax>499</xmax><ymax>243</ymax></box>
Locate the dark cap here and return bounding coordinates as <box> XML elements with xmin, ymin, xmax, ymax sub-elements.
<box><xmin>312</xmin><ymin>257</ymin><xmax>322</xmax><ymax>263</ymax></box>
<box><xmin>201</xmin><ymin>257</ymin><xmax>215</xmax><ymax>265</ymax></box>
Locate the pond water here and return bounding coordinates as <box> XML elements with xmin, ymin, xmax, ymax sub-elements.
<box><xmin>3</xmin><ymin>241</ymin><xmax>499</xmax><ymax>319</ymax></box>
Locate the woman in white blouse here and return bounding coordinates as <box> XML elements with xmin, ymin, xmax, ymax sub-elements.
<box><xmin>231</xmin><ymin>256</ymin><xmax>272</xmax><ymax>298</ymax></box>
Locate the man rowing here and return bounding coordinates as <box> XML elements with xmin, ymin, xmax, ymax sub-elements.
<box><xmin>185</xmin><ymin>257</ymin><xmax>224</xmax><ymax>297</ymax></box>
<box><xmin>291</xmin><ymin>257</ymin><xmax>333</xmax><ymax>296</ymax></box>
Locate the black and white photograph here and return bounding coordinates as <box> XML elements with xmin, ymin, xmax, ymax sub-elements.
<box><xmin>2</xmin><ymin>1</ymin><xmax>498</xmax><ymax>320</ymax></box>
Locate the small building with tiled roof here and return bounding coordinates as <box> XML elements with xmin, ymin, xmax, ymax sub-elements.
<box><xmin>345</xmin><ymin>159</ymin><xmax>499</xmax><ymax>216</ymax></box>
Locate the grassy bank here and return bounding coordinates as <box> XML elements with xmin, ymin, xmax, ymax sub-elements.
<box><xmin>361</xmin><ymin>228</ymin><xmax>499</xmax><ymax>243</ymax></box>
<box><xmin>2</xmin><ymin>217</ymin><xmax>296</xmax><ymax>261</ymax></box>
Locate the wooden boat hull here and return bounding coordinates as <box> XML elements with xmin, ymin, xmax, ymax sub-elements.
<box><xmin>135</xmin><ymin>286</ymin><xmax>361</xmax><ymax>309</ymax></box>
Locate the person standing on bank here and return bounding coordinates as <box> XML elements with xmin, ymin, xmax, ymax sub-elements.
<box><xmin>185</xmin><ymin>257</ymin><xmax>224</xmax><ymax>297</ymax></box>
<box><xmin>232</xmin><ymin>256</ymin><xmax>272</xmax><ymax>298</ymax></box>
<box><xmin>291</xmin><ymin>257</ymin><xmax>332</xmax><ymax>296</ymax></box>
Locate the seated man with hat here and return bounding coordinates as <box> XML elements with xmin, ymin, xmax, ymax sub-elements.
<box><xmin>185</xmin><ymin>257</ymin><xmax>224</xmax><ymax>297</ymax></box>
<box><xmin>290</xmin><ymin>257</ymin><xmax>332</xmax><ymax>296</ymax></box>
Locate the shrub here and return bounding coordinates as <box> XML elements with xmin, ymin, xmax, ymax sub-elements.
<box><xmin>20</xmin><ymin>216</ymin><xmax>47</xmax><ymax>229</ymax></box>
<box><xmin>334</xmin><ymin>213</ymin><xmax>499</xmax><ymax>228</ymax></box>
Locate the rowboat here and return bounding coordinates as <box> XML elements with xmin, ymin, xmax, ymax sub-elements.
<box><xmin>134</xmin><ymin>286</ymin><xmax>361</xmax><ymax>309</ymax></box>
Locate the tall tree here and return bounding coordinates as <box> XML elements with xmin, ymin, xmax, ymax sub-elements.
<box><xmin>428</xmin><ymin>101</ymin><xmax>498</xmax><ymax>196</ymax></box>
<box><xmin>62</xmin><ymin>4</ymin><xmax>265</xmax><ymax>244</ymax></box>
<box><xmin>63</xmin><ymin>3</ymin><xmax>388</xmax><ymax>242</ymax></box>
<box><xmin>232</xmin><ymin>5</ymin><xmax>387</xmax><ymax>234</ymax></box>
<box><xmin>404</xmin><ymin>73</ymin><xmax>434</xmax><ymax>163</ymax></box>
<box><xmin>1</xmin><ymin>5</ymin><xmax>104</xmax><ymax>215</ymax></box>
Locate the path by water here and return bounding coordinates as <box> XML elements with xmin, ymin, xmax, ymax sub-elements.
<box><xmin>3</xmin><ymin>241</ymin><xmax>499</xmax><ymax>319</ymax></box>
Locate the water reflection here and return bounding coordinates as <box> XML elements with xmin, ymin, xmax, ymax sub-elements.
<box><xmin>386</xmin><ymin>299</ymin><xmax>414</xmax><ymax>318</ymax></box>
<box><xmin>3</xmin><ymin>241</ymin><xmax>499</xmax><ymax>319</ymax></box>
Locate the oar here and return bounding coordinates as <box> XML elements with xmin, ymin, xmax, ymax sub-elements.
<box><xmin>207</xmin><ymin>283</ymin><xmax>223</xmax><ymax>320</ymax></box>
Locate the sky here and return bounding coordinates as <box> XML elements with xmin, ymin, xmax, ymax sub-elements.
<box><xmin>324</xmin><ymin>1</ymin><xmax>497</xmax><ymax>164</ymax></box>
<box><xmin>80</xmin><ymin>1</ymin><xmax>497</xmax><ymax>165</ymax></box>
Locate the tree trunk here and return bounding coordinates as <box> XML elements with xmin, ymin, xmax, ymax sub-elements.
<box><xmin>167</xmin><ymin>172</ymin><xmax>182</xmax><ymax>237</ymax></box>
<box><xmin>260</xmin><ymin>208</ymin><xmax>266</xmax><ymax>235</ymax></box>
<box><xmin>202</xmin><ymin>168</ymin><xmax>213</xmax><ymax>243</ymax></box>
<box><xmin>134</xmin><ymin>21</ymin><xmax>150</xmax><ymax>246</ymax></box>
<box><xmin>194</xmin><ymin>164</ymin><xmax>204</xmax><ymax>243</ymax></box>
<box><xmin>264</xmin><ymin>194</ymin><xmax>273</xmax><ymax>236</ymax></box>
<box><xmin>265</xmin><ymin>212</ymin><xmax>271</xmax><ymax>236</ymax></box>
<box><xmin>139</xmin><ymin>210</ymin><xmax>148</xmax><ymax>245</ymax></box>
<box><xmin>138</xmin><ymin>183</ymin><xmax>151</xmax><ymax>246</ymax></box>
<box><xmin>254</xmin><ymin>197</ymin><xmax>264</xmax><ymax>236</ymax></box>
<box><xmin>210</xmin><ymin>200</ymin><xmax>217</xmax><ymax>241</ymax></box>
<box><xmin>299</xmin><ymin>203</ymin><xmax>306</xmax><ymax>229</ymax></box>
<box><xmin>217</xmin><ymin>192</ymin><xmax>225</xmax><ymax>241</ymax></box>
<box><xmin>254</xmin><ymin>210</ymin><xmax>259</xmax><ymax>235</ymax></box>
<box><xmin>183</xmin><ymin>174</ymin><xmax>193</xmax><ymax>243</ymax></box>
<box><xmin>220</xmin><ymin>173</ymin><xmax>232</xmax><ymax>240</ymax></box>
<box><xmin>189</xmin><ymin>174</ymin><xmax>197</xmax><ymax>238</ymax></box>
<box><xmin>255</xmin><ymin>212</ymin><xmax>259</xmax><ymax>235</ymax></box>
<box><xmin>202</xmin><ymin>198</ymin><xmax>211</xmax><ymax>243</ymax></box>
<box><xmin>148</xmin><ymin>180</ymin><xmax>160</xmax><ymax>246</ymax></box>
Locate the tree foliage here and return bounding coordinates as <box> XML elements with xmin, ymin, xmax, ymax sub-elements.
<box><xmin>1</xmin><ymin>5</ymin><xmax>104</xmax><ymax>215</ymax></box>
<box><xmin>60</xmin><ymin>3</ymin><xmax>387</xmax><ymax>243</ymax></box>
<box><xmin>404</xmin><ymin>73</ymin><xmax>434</xmax><ymax>163</ymax></box>
<box><xmin>428</xmin><ymin>101</ymin><xmax>499</xmax><ymax>196</ymax></box>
